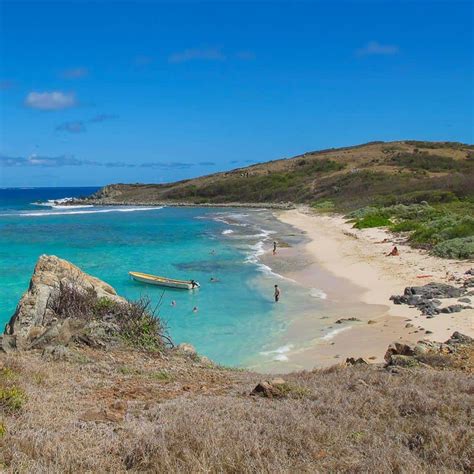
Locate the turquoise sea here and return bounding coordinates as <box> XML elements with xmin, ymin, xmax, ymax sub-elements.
<box><xmin>0</xmin><ymin>187</ymin><xmax>330</xmax><ymax>368</ymax></box>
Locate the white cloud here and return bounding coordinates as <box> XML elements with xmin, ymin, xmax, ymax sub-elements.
<box><xmin>356</xmin><ymin>41</ymin><xmax>399</xmax><ymax>57</ymax></box>
<box><xmin>25</xmin><ymin>91</ymin><xmax>77</xmax><ymax>110</ymax></box>
<box><xmin>169</xmin><ymin>48</ymin><xmax>226</xmax><ymax>63</ymax></box>
<box><xmin>61</xmin><ymin>67</ymin><xmax>88</xmax><ymax>79</ymax></box>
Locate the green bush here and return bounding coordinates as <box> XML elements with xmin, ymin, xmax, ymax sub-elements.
<box><xmin>432</xmin><ymin>236</ymin><xmax>474</xmax><ymax>259</ymax></box>
<box><xmin>346</xmin><ymin>206</ymin><xmax>381</xmax><ymax>219</ymax></box>
<box><xmin>390</xmin><ymin>220</ymin><xmax>421</xmax><ymax>232</ymax></box>
<box><xmin>391</xmin><ymin>152</ymin><xmax>467</xmax><ymax>172</ymax></box>
<box><xmin>0</xmin><ymin>387</ymin><xmax>26</xmax><ymax>412</ymax></box>
<box><xmin>354</xmin><ymin>215</ymin><xmax>391</xmax><ymax>229</ymax></box>
<box><xmin>403</xmin><ymin>141</ymin><xmax>473</xmax><ymax>150</ymax></box>
<box><xmin>312</xmin><ymin>200</ymin><xmax>335</xmax><ymax>211</ymax></box>
<box><xmin>410</xmin><ymin>215</ymin><xmax>474</xmax><ymax>245</ymax></box>
<box><xmin>378</xmin><ymin>190</ymin><xmax>459</xmax><ymax>206</ymax></box>
<box><xmin>48</xmin><ymin>287</ymin><xmax>169</xmax><ymax>352</ymax></box>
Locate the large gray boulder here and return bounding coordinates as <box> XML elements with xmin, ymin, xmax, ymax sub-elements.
<box><xmin>3</xmin><ymin>255</ymin><xmax>125</xmax><ymax>351</ymax></box>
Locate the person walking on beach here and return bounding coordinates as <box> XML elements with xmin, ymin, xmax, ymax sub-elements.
<box><xmin>273</xmin><ymin>241</ymin><xmax>277</xmax><ymax>255</ymax></box>
<box><xmin>274</xmin><ymin>284</ymin><xmax>280</xmax><ymax>302</ymax></box>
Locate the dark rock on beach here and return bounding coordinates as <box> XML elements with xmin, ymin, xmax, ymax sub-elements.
<box><xmin>390</xmin><ymin>282</ymin><xmax>469</xmax><ymax>316</ymax></box>
<box><xmin>335</xmin><ymin>317</ymin><xmax>361</xmax><ymax>324</ymax></box>
<box><xmin>440</xmin><ymin>304</ymin><xmax>472</xmax><ymax>314</ymax></box>
<box><xmin>404</xmin><ymin>282</ymin><xmax>463</xmax><ymax>299</ymax></box>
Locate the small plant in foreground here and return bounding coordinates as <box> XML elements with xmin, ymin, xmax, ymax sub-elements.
<box><xmin>149</xmin><ymin>371</ymin><xmax>172</xmax><ymax>382</ymax></box>
<box><xmin>48</xmin><ymin>285</ymin><xmax>172</xmax><ymax>351</ymax></box>
<box><xmin>0</xmin><ymin>387</ymin><xmax>27</xmax><ymax>412</ymax></box>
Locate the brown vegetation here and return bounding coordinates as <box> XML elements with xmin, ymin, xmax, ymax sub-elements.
<box><xmin>79</xmin><ymin>140</ymin><xmax>474</xmax><ymax>210</ymax></box>
<box><xmin>0</xmin><ymin>343</ymin><xmax>472</xmax><ymax>473</ymax></box>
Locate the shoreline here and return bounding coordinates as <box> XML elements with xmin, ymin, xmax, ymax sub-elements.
<box><xmin>7</xmin><ymin>196</ymin><xmax>472</xmax><ymax>372</ymax></box>
<box><xmin>267</xmin><ymin>207</ymin><xmax>473</xmax><ymax>368</ymax></box>
<box><xmin>64</xmin><ymin>199</ymin><xmax>295</xmax><ymax>210</ymax></box>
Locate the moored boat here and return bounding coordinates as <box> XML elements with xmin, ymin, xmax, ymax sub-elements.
<box><xmin>129</xmin><ymin>271</ymin><xmax>199</xmax><ymax>290</ymax></box>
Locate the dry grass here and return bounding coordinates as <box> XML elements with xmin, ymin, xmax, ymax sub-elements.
<box><xmin>0</xmin><ymin>347</ymin><xmax>472</xmax><ymax>473</ymax></box>
<box><xmin>84</xmin><ymin>140</ymin><xmax>474</xmax><ymax>208</ymax></box>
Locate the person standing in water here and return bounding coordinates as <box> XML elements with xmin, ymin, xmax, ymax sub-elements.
<box><xmin>273</xmin><ymin>241</ymin><xmax>277</xmax><ymax>255</ymax></box>
<box><xmin>274</xmin><ymin>284</ymin><xmax>280</xmax><ymax>302</ymax></box>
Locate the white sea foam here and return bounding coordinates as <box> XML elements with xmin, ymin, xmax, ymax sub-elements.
<box><xmin>32</xmin><ymin>197</ymin><xmax>71</xmax><ymax>205</ymax></box>
<box><xmin>213</xmin><ymin>216</ymin><xmax>249</xmax><ymax>227</ymax></box>
<box><xmin>32</xmin><ymin>198</ymin><xmax>94</xmax><ymax>210</ymax></box>
<box><xmin>273</xmin><ymin>354</ymin><xmax>289</xmax><ymax>362</ymax></box>
<box><xmin>19</xmin><ymin>207</ymin><xmax>161</xmax><ymax>217</ymax></box>
<box><xmin>222</xmin><ymin>229</ymin><xmax>234</xmax><ymax>235</ymax></box>
<box><xmin>321</xmin><ymin>326</ymin><xmax>351</xmax><ymax>341</ymax></box>
<box><xmin>243</xmin><ymin>229</ymin><xmax>295</xmax><ymax>281</ymax></box>
<box><xmin>259</xmin><ymin>344</ymin><xmax>293</xmax><ymax>361</ymax></box>
<box><xmin>310</xmin><ymin>288</ymin><xmax>328</xmax><ymax>299</ymax></box>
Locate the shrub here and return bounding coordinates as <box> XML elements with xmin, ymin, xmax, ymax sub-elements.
<box><xmin>312</xmin><ymin>200</ymin><xmax>335</xmax><ymax>211</ymax></box>
<box><xmin>48</xmin><ymin>286</ymin><xmax>171</xmax><ymax>352</ymax></box>
<box><xmin>346</xmin><ymin>206</ymin><xmax>381</xmax><ymax>219</ymax></box>
<box><xmin>354</xmin><ymin>215</ymin><xmax>391</xmax><ymax>229</ymax></box>
<box><xmin>432</xmin><ymin>236</ymin><xmax>474</xmax><ymax>259</ymax></box>
<box><xmin>0</xmin><ymin>387</ymin><xmax>26</xmax><ymax>412</ymax></box>
<box><xmin>379</xmin><ymin>190</ymin><xmax>459</xmax><ymax>206</ymax></box>
<box><xmin>391</xmin><ymin>152</ymin><xmax>464</xmax><ymax>172</ymax></box>
<box><xmin>403</xmin><ymin>140</ymin><xmax>473</xmax><ymax>150</ymax></box>
<box><xmin>149</xmin><ymin>371</ymin><xmax>172</xmax><ymax>382</ymax></box>
<box><xmin>410</xmin><ymin>215</ymin><xmax>474</xmax><ymax>245</ymax></box>
<box><xmin>391</xmin><ymin>220</ymin><xmax>421</xmax><ymax>232</ymax></box>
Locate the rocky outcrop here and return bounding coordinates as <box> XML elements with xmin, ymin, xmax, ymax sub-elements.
<box><xmin>384</xmin><ymin>332</ymin><xmax>473</xmax><ymax>368</ymax></box>
<box><xmin>2</xmin><ymin>255</ymin><xmax>126</xmax><ymax>351</ymax></box>
<box><xmin>89</xmin><ymin>184</ymin><xmax>128</xmax><ymax>200</ymax></box>
<box><xmin>390</xmin><ymin>282</ymin><xmax>472</xmax><ymax>316</ymax></box>
<box><xmin>251</xmin><ymin>378</ymin><xmax>287</xmax><ymax>398</ymax></box>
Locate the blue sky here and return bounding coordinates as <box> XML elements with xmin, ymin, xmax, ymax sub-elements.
<box><xmin>0</xmin><ymin>0</ymin><xmax>472</xmax><ymax>187</ymax></box>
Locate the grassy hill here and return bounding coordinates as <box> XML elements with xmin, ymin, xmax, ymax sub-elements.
<box><xmin>89</xmin><ymin>140</ymin><xmax>474</xmax><ymax>210</ymax></box>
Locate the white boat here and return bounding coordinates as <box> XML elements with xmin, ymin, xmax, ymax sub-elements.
<box><xmin>129</xmin><ymin>271</ymin><xmax>200</xmax><ymax>290</ymax></box>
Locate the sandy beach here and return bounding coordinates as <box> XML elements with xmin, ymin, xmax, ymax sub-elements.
<box><xmin>261</xmin><ymin>207</ymin><xmax>474</xmax><ymax>370</ymax></box>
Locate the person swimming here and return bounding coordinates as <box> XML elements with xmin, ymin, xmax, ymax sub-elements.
<box><xmin>192</xmin><ymin>306</ymin><xmax>198</xmax><ymax>313</ymax></box>
<box><xmin>171</xmin><ymin>300</ymin><xmax>176</xmax><ymax>307</ymax></box>
<box><xmin>210</xmin><ymin>277</ymin><xmax>219</xmax><ymax>283</ymax></box>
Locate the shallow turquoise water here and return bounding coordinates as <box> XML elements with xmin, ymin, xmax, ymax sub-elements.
<box><xmin>0</xmin><ymin>188</ymin><xmax>321</xmax><ymax>367</ymax></box>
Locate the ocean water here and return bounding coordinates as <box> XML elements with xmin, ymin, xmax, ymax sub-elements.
<box><xmin>0</xmin><ymin>188</ymin><xmax>329</xmax><ymax>368</ymax></box>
